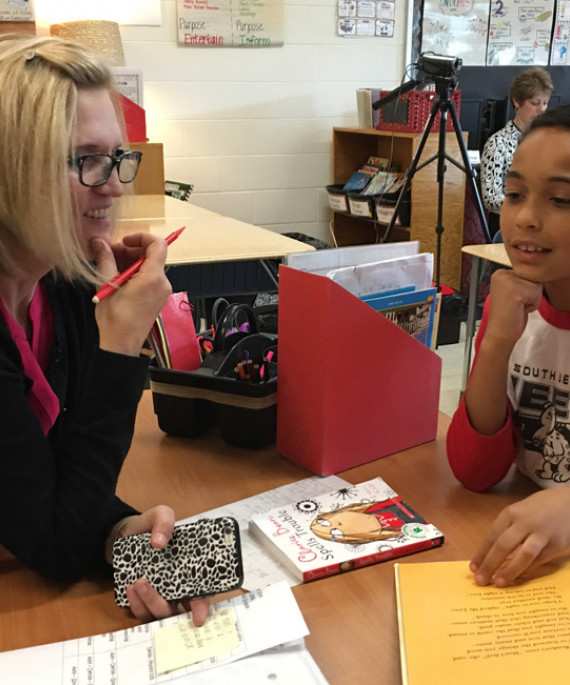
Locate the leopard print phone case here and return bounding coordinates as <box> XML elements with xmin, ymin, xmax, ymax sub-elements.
<box><xmin>112</xmin><ymin>517</ymin><xmax>243</xmax><ymax>608</ymax></box>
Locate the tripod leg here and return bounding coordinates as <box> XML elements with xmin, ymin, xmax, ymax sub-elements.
<box><xmin>433</xmin><ymin>103</ymin><xmax>449</xmax><ymax>290</ymax></box>
<box><xmin>381</xmin><ymin>99</ymin><xmax>443</xmax><ymax>244</ymax></box>
<box><xmin>447</xmin><ymin>102</ymin><xmax>491</xmax><ymax>243</ymax></box>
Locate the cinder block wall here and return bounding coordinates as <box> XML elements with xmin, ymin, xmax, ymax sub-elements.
<box><xmin>121</xmin><ymin>0</ymin><xmax>409</xmax><ymax>243</ymax></box>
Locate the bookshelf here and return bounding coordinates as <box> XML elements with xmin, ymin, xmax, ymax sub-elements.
<box><xmin>332</xmin><ymin>127</ymin><xmax>467</xmax><ymax>291</ymax></box>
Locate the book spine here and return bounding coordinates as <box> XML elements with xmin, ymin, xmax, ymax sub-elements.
<box><xmin>303</xmin><ymin>562</ymin><xmax>341</xmax><ymax>582</ymax></box>
<box><xmin>301</xmin><ymin>536</ymin><xmax>443</xmax><ymax>582</ymax></box>
<box><xmin>380</xmin><ymin>536</ymin><xmax>444</xmax><ymax>565</ymax></box>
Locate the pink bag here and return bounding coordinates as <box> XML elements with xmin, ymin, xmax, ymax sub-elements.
<box><xmin>151</xmin><ymin>292</ymin><xmax>201</xmax><ymax>371</ymax></box>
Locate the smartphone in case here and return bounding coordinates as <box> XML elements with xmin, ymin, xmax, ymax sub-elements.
<box><xmin>112</xmin><ymin>516</ymin><xmax>243</xmax><ymax>608</ymax></box>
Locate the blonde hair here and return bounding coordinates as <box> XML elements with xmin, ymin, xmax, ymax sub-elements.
<box><xmin>0</xmin><ymin>34</ymin><xmax>115</xmax><ymax>282</ymax></box>
<box><xmin>310</xmin><ymin>502</ymin><xmax>404</xmax><ymax>544</ymax></box>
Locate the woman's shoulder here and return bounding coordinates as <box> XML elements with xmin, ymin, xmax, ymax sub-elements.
<box><xmin>484</xmin><ymin>121</ymin><xmax>515</xmax><ymax>146</ymax></box>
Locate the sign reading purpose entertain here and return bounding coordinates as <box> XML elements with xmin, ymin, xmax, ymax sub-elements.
<box><xmin>177</xmin><ymin>0</ymin><xmax>283</xmax><ymax>47</ymax></box>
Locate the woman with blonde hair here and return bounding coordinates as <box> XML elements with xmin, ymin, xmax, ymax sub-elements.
<box><xmin>0</xmin><ymin>34</ymin><xmax>208</xmax><ymax>625</ymax></box>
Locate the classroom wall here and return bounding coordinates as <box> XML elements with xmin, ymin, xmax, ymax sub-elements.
<box><xmin>120</xmin><ymin>0</ymin><xmax>410</xmax><ymax>244</ymax></box>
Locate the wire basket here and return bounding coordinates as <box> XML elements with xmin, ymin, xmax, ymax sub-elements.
<box><xmin>376</xmin><ymin>89</ymin><xmax>461</xmax><ymax>133</ymax></box>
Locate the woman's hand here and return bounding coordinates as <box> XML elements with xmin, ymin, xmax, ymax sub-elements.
<box><xmin>91</xmin><ymin>233</ymin><xmax>172</xmax><ymax>356</ymax></box>
<box><xmin>470</xmin><ymin>487</ymin><xmax>570</xmax><ymax>587</ymax></box>
<box><xmin>109</xmin><ymin>506</ymin><xmax>211</xmax><ymax>625</ymax></box>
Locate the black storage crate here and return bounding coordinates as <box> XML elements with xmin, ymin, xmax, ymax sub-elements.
<box><xmin>150</xmin><ymin>334</ymin><xmax>277</xmax><ymax>449</ymax></box>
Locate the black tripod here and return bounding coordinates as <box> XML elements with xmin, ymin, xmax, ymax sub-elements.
<box><xmin>374</xmin><ymin>77</ymin><xmax>491</xmax><ymax>289</ymax></box>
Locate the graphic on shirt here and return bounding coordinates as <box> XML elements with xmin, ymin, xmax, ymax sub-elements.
<box><xmin>512</xmin><ymin>373</ymin><xmax>570</xmax><ymax>483</ymax></box>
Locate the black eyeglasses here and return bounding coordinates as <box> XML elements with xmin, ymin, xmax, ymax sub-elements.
<box><xmin>69</xmin><ymin>149</ymin><xmax>142</xmax><ymax>187</ymax></box>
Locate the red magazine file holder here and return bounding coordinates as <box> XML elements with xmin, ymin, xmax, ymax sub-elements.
<box><xmin>277</xmin><ymin>265</ymin><xmax>442</xmax><ymax>475</ymax></box>
<box><xmin>118</xmin><ymin>93</ymin><xmax>147</xmax><ymax>143</ymax></box>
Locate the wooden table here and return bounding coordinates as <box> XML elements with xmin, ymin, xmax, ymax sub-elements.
<box><xmin>0</xmin><ymin>392</ymin><xmax>537</xmax><ymax>683</ymax></box>
<box><xmin>114</xmin><ymin>195</ymin><xmax>314</xmax><ymax>294</ymax></box>
<box><xmin>461</xmin><ymin>243</ymin><xmax>511</xmax><ymax>392</ymax></box>
<box><xmin>115</xmin><ymin>194</ymin><xmax>314</xmax><ymax>298</ymax></box>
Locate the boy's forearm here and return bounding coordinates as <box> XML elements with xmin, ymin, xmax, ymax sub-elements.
<box><xmin>464</xmin><ymin>336</ymin><xmax>514</xmax><ymax>435</ymax></box>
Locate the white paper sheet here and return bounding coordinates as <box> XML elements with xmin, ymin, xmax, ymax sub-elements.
<box><xmin>326</xmin><ymin>252</ymin><xmax>434</xmax><ymax>298</ymax></box>
<box><xmin>284</xmin><ymin>241</ymin><xmax>419</xmax><ymax>276</ymax></box>
<box><xmin>178</xmin><ymin>475</ymin><xmax>349</xmax><ymax>590</ymax></box>
<box><xmin>0</xmin><ymin>583</ymin><xmax>312</xmax><ymax>684</ymax></box>
<box><xmin>177</xmin><ymin>640</ymin><xmax>329</xmax><ymax>684</ymax></box>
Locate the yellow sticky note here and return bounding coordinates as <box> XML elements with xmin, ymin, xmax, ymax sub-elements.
<box><xmin>154</xmin><ymin>607</ymin><xmax>241</xmax><ymax>675</ymax></box>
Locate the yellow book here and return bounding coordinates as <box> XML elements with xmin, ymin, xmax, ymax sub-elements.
<box><xmin>395</xmin><ymin>559</ymin><xmax>570</xmax><ymax>685</ymax></box>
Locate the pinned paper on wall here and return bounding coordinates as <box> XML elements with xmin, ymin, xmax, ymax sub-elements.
<box><xmin>421</xmin><ymin>0</ymin><xmax>490</xmax><ymax>66</ymax></box>
<box><xmin>176</xmin><ymin>0</ymin><xmax>284</xmax><ymax>47</ymax></box>
<box><xmin>487</xmin><ymin>0</ymin><xmax>555</xmax><ymax>65</ymax></box>
<box><xmin>550</xmin><ymin>0</ymin><xmax>570</xmax><ymax>64</ymax></box>
<box><xmin>337</xmin><ymin>0</ymin><xmax>395</xmax><ymax>37</ymax></box>
<box><xmin>0</xmin><ymin>0</ymin><xmax>34</xmax><ymax>22</ymax></box>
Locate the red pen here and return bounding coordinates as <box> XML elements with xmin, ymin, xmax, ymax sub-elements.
<box><xmin>92</xmin><ymin>226</ymin><xmax>186</xmax><ymax>304</ymax></box>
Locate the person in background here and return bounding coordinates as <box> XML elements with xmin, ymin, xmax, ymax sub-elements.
<box><xmin>480</xmin><ymin>66</ymin><xmax>552</xmax><ymax>239</ymax></box>
<box><xmin>0</xmin><ymin>34</ymin><xmax>208</xmax><ymax>625</ymax></box>
<box><xmin>447</xmin><ymin>103</ymin><xmax>570</xmax><ymax>589</ymax></box>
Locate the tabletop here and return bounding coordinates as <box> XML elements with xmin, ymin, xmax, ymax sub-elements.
<box><xmin>114</xmin><ymin>194</ymin><xmax>315</xmax><ymax>266</ymax></box>
<box><xmin>461</xmin><ymin>242</ymin><xmax>511</xmax><ymax>267</ymax></box>
<box><xmin>0</xmin><ymin>392</ymin><xmax>538</xmax><ymax>683</ymax></box>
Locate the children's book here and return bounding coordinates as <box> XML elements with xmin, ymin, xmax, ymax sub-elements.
<box><xmin>359</xmin><ymin>170</ymin><xmax>399</xmax><ymax>196</ymax></box>
<box><xmin>360</xmin><ymin>285</ymin><xmax>416</xmax><ymax>302</ymax></box>
<box><xmin>249</xmin><ymin>478</ymin><xmax>444</xmax><ymax>583</ymax></box>
<box><xmin>395</xmin><ymin>559</ymin><xmax>570</xmax><ymax>685</ymax></box>
<box><xmin>342</xmin><ymin>156</ymin><xmax>393</xmax><ymax>192</ymax></box>
<box><xmin>342</xmin><ymin>168</ymin><xmax>376</xmax><ymax>192</ymax></box>
<box><xmin>364</xmin><ymin>287</ymin><xmax>438</xmax><ymax>348</ymax></box>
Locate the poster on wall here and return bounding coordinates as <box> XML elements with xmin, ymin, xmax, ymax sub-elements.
<box><xmin>337</xmin><ymin>0</ymin><xmax>396</xmax><ymax>37</ymax></box>
<box><xmin>550</xmin><ymin>0</ymin><xmax>570</xmax><ymax>64</ymax></box>
<box><xmin>177</xmin><ymin>0</ymin><xmax>283</xmax><ymax>47</ymax></box>
<box><xmin>487</xmin><ymin>0</ymin><xmax>555</xmax><ymax>65</ymax></box>
<box><xmin>421</xmin><ymin>0</ymin><xmax>490</xmax><ymax>65</ymax></box>
<box><xmin>0</xmin><ymin>0</ymin><xmax>34</xmax><ymax>21</ymax></box>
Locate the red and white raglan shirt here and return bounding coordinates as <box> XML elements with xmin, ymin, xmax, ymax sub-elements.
<box><xmin>447</xmin><ymin>296</ymin><xmax>570</xmax><ymax>492</ymax></box>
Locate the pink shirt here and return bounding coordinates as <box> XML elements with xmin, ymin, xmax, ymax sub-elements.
<box><xmin>0</xmin><ymin>282</ymin><xmax>59</xmax><ymax>435</ymax></box>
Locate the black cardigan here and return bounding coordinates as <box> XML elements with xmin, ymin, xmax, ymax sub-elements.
<box><xmin>0</xmin><ymin>275</ymin><xmax>148</xmax><ymax>582</ymax></box>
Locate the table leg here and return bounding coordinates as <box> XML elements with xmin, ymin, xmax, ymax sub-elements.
<box><xmin>461</xmin><ymin>255</ymin><xmax>483</xmax><ymax>394</ymax></box>
<box><xmin>259</xmin><ymin>259</ymin><xmax>279</xmax><ymax>290</ymax></box>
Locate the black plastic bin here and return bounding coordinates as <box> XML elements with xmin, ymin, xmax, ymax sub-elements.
<box><xmin>150</xmin><ymin>334</ymin><xmax>277</xmax><ymax>449</ymax></box>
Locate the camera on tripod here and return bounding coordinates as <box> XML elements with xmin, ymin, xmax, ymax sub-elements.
<box><xmin>417</xmin><ymin>53</ymin><xmax>462</xmax><ymax>81</ymax></box>
<box><xmin>370</xmin><ymin>50</ymin><xmax>491</xmax><ymax>273</ymax></box>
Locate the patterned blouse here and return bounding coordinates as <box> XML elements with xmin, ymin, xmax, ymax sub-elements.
<box><xmin>480</xmin><ymin>120</ymin><xmax>522</xmax><ymax>216</ymax></box>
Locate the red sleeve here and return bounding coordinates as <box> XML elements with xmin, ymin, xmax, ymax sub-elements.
<box><xmin>446</xmin><ymin>298</ymin><xmax>520</xmax><ymax>492</ymax></box>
